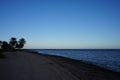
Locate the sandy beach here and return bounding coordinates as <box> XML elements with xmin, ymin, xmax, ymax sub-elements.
<box><xmin>0</xmin><ymin>51</ymin><xmax>120</xmax><ymax>80</ymax></box>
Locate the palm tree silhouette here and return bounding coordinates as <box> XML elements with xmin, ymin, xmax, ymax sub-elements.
<box><xmin>17</xmin><ymin>38</ymin><xmax>26</xmax><ymax>49</ymax></box>
<box><xmin>9</xmin><ymin>37</ymin><xmax>17</xmax><ymax>48</ymax></box>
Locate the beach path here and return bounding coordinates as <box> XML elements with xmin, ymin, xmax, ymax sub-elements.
<box><xmin>0</xmin><ymin>51</ymin><xmax>79</xmax><ymax>80</ymax></box>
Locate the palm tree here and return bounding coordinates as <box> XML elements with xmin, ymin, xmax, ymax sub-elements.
<box><xmin>9</xmin><ymin>37</ymin><xmax>17</xmax><ymax>48</ymax></box>
<box><xmin>17</xmin><ymin>38</ymin><xmax>26</xmax><ymax>49</ymax></box>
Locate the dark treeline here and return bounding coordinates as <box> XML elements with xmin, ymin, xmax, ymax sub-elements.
<box><xmin>0</xmin><ymin>37</ymin><xmax>26</xmax><ymax>58</ymax></box>
<box><xmin>0</xmin><ymin>37</ymin><xmax>26</xmax><ymax>51</ymax></box>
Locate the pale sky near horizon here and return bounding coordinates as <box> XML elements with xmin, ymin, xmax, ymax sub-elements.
<box><xmin>0</xmin><ymin>0</ymin><xmax>120</xmax><ymax>49</ymax></box>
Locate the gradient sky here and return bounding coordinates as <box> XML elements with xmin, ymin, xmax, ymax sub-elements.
<box><xmin>0</xmin><ymin>0</ymin><xmax>120</xmax><ymax>49</ymax></box>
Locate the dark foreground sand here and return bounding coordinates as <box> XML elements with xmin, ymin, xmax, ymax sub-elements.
<box><xmin>0</xmin><ymin>51</ymin><xmax>120</xmax><ymax>80</ymax></box>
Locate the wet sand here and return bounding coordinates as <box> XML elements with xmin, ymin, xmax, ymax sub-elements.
<box><xmin>0</xmin><ymin>51</ymin><xmax>120</xmax><ymax>80</ymax></box>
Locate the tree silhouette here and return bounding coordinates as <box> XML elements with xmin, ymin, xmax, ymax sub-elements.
<box><xmin>0</xmin><ymin>37</ymin><xmax>26</xmax><ymax>51</ymax></box>
<box><xmin>9</xmin><ymin>37</ymin><xmax>17</xmax><ymax>48</ymax></box>
<box><xmin>1</xmin><ymin>41</ymin><xmax>9</xmax><ymax>50</ymax></box>
<box><xmin>16</xmin><ymin>38</ymin><xmax>26</xmax><ymax>49</ymax></box>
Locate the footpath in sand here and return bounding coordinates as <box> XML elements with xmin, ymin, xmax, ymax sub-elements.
<box><xmin>0</xmin><ymin>51</ymin><xmax>120</xmax><ymax>80</ymax></box>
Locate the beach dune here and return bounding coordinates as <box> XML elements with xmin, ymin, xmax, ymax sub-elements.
<box><xmin>0</xmin><ymin>51</ymin><xmax>120</xmax><ymax>80</ymax></box>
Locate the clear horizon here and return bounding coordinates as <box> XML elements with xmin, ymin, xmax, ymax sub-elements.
<box><xmin>0</xmin><ymin>0</ymin><xmax>120</xmax><ymax>49</ymax></box>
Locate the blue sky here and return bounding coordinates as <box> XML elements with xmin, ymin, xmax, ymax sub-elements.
<box><xmin>0</xmin><ymin>0</ymin><xmax>120</xmax><ymax>49</ymax></box>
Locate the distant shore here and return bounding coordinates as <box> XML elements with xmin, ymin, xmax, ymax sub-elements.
<box><xmin>0</xmin><ymin>50</ymin><xmax>120</xmax><ymax>80</ymax></box>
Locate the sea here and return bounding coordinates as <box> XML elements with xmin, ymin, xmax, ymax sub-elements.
<box><xmin>31</xmin><ymin>49</ymin><xmax>120</xmax><ymax>72</ymax></box>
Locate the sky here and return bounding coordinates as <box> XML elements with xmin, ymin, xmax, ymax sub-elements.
<box><xmin>0</xmin><ymin>0</ymin><xmax>120</xmax><ymax>49</ymax></box>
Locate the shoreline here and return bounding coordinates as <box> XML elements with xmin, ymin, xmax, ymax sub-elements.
<box><xmin>0</xmin><ymin>50</ymin><xmax>120</xmax><ymax>80</ymax></box>
<box><xmin>26</xmin><ymin>50</ymin><xmax>120</xmax><ymax>79</ymax></box>
<box><xmin>27</xmin><ymin>49</ymin><xmax>120</xmax><ymax>73</ymax></box>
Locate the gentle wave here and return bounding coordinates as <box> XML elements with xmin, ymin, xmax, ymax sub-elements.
<box><xmin>32</xmin><ymin>49</ymin><xmax>120</xmax><ymax>72</ymax></box>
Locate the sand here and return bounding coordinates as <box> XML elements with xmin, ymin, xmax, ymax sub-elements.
<box><xmin>0</xmin><ymin>51</ymin><xmax>120</xmax><ymax>80</ymax></box>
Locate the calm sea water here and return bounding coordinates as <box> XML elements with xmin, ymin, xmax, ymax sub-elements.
<box><xmin>32</xmin><ymin>49</ymin><xmax>120</xmax><ymax>72</ymax></box>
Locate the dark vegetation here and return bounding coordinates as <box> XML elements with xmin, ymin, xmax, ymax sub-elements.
<box><xmin>0</xmin><ymin>37</ymin><xmax>26</xmax><ymax>58</ymax></box>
